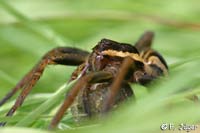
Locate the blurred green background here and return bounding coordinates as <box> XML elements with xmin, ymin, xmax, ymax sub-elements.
<box><xmin>0</xmin><ymin>0</ymin><xmax>200</xmax><ymax>133</ymax></box>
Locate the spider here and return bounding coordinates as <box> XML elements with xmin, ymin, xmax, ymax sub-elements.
<box><xmin>0</xmin><ymin>31</ymin><xmax>168</xmax><ymax>129</ymax></box>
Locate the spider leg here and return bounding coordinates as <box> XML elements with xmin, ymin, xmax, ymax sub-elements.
<box><xmin>0</xmin><ymin>70</ymin><xmax>33</xmax><ymax>107</ymax></box>
<box><xmin>49</xmin><ymin>71</ymin><xmax>113</xmax><ymax>129</ymax></box>
<box><xmin>135</xmin><ymin>31</ymin><xmax>168</xmax><ymax>78</ymax></box>
<box><xmin>134</xmin><ymin>31</ymin><xmax>154</xmax><ymax>53</ymax></box>
<box><xmin>0</xmin><ymin>47</ymin><xmax>89</xmax><ymax>125</ymax></box>
<box><xmin>103</xmin><ymin>57</ymin><xmax>135</xmax><ymax>112</ymax></box>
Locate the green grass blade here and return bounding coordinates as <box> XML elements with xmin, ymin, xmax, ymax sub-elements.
<box><xmin>15</xmin><ymin>80</ymin><xmax>76</xmax><ymax>127</ymax></box>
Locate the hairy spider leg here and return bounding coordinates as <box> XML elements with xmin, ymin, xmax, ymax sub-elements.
<box><xmin>0</xmin><ymin>47</ymin><xmax>89</xmax><ymax>126</ymax></box>
<box><xmin>134</xmin><ymin>31</ymin><xmax>154</xmax><ymax>53</ymax></box>
<box><xmin>134</xmin><ymin>31</ymin><xmax>168</xmax><ymax>85</ymax></box>
<box><xmin>0</xmin><ymin>66</ymin><xmax>35</xmax><ymax>107</ymax></box>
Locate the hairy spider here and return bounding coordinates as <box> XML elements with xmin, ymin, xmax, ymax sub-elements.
<box><xmin>0</xmin><ymin>31</ymin><xmax>168</xmax><ymax>129</ymax></box>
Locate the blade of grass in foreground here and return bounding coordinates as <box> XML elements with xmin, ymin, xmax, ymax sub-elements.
<box><xmin>15</xmin><ymin>79</ymin><xmax>77</xmax><ymax>127</ymax></box>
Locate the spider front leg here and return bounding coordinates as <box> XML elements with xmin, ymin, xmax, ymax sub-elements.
<box><xmin>134</xmin><ymin>31</ymin><xmax>168</xmax><ymax>85</ymax></box>
<box><xmin>0</xmin><ymin>47</ymin><xmax>89</xmax><ymax>126</ymax></box>
<box><xmin>134</xmin><ymin>31</ymin><xmax>154</xmax><ymax>53</ymax></box>
<box><xmin>49</xmin><ymin>71</ymin><xmax>113</xmax><ymax>129</ymax></box>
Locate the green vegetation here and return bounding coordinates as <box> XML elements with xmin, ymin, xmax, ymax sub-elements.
<box><xmin>0</xmin><ymin>0</ymin><xmax>200</xmax><ymax>132</ymax></box>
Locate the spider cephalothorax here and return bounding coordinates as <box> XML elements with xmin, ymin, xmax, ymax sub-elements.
<box><xmin>0</xmin><ymin>31</ymin><xmax>168</xmax><ymax>129</ymax></box>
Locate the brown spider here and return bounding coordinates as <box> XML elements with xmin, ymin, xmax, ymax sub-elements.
<box><xmin>0</xmin><ymin>31</ymin><xmax>168</xmax><ymax>129</ymax></box>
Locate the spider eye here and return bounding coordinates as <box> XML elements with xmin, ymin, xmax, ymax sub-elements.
<box><xmin>96</xmin><ymin>55</ymin><xmax>103</xmax><ymax>61</ymax></box>
<box><xmin>91</xmin><ymin>54</ymin><xmax>108</xmax><ymax>71</ymax></box>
